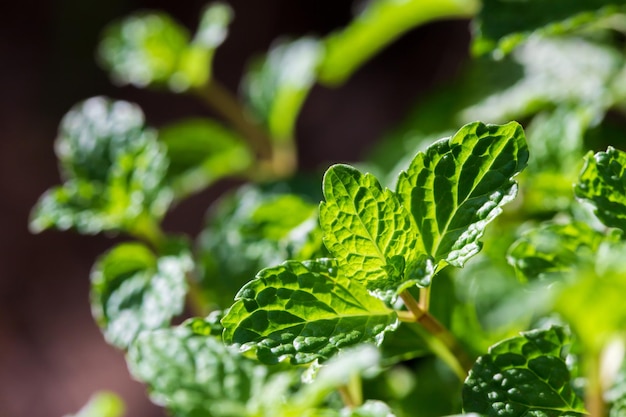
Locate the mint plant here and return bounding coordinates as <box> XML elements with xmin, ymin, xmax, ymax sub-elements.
<box><xmin>33</xmin><ymin>1</ymin><xmax>626</xmax><ymax>417</ymax></box>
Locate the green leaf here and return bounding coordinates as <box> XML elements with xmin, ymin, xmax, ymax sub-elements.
<box><xmin>463</xmin><ymin>326</ymin><xmax>586</xmax><ymax>417</ymax></box>
<box><xmin>128</xmin><ymin>326</ymin><xmax>263</xmax><ymax>417</ymax></box>
<box><xmin>221</xmin><ymin>259</ymin><xmax>397</xmax><ymax>365</ymax></box>
<box><xmin>396</xmin><ymin>121</ymin><xmax>528</xmax><ymax>270</ymax></box>
<box><xmin>575</xmin><ymin>147</ymin><xmax>626</xmax><ymax>233</ymax></box>
<box><xmin>159</xmin><ymin>118</ymin><xmax>253</xmax><ymax>198</ymax></box>
<box><xmin>318</xmin><ymin>0</ymin><xmax>479</xmax><ymax>85</ymax></box>
<box><xmin>63</xmin><ymin>391</ymin><xmax>125</xmax><ymax>417</ymax></box>
<box><xmin>344</xmin><ymin>400</ymin><xmax>398</xmax><ymax>417</ymax></box>
<box><xmin>507</xmin><ymin>221</ymin><xmax>607</xmax><ymax>281</ymax></box>
<box><xmin>91</xmin><ymin>242</ymin><xmax>192</xmax><ymax>349</ymax></box>
<box><xmin>183</xmin><ymin>311</ymin><xmax>225</xmax><ymax>338</ymax></box>
<box><xmin>320</xmin><ymin>164</ymin><xmax>431</xmax><ymax>294</ymax></box>
<box><xmin>198</xmin><ymin>184</ymin><xmax>325</xmax><ymax>308</ymax></box>
<box><xmin>30</xmin><ymin>97</ymin><xmax>171</xmax><ymax>236</ymax></box>
<box><xmin>473</xmin><ymin>0</ymin><xmax>626</xmax><ymax>57</ymax></box>
<box><xmin>241</xmin><ymin>37</ymin><xmax>322</xmax><ymax>142</ymax></box>
<box><xmin>98</xmin><ymin>4</ymin><xmax>232</xmax><ymax>92</ymax></box>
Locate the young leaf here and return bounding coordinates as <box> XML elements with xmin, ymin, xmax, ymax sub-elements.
<box><xmin>507</xmin><ymin>221</ymin><xmax>607</xmax><ymax>281</ymax></box>
<box><xmin>63</xmin><ymin>391</ymin><xmax>125</xmax><ymax>417</ymax></box>
<box><xmin>318</xmin><ymin>0</ymin><xmax>479</xmax><ymax>85</ymax></box>
<box><xmin>463</xmin><ymin>326</ymin><xmax>586</xmax><ymax>417</ymax></box>
<box><xmin>575</xmin><ymin>147</ymin><xmax>626</xmax><ymax>233</ymax></box>
<box><xmin>320</xmin><ymin>164</ymin><xmax>431</xmax><ymax>293</ymax></box>
<box><xmin>30</xmin><ymin>97</ymin><xmax>172</xmax><ymax>237</ymax></box>
<box><xmin>473</xmin><ymin>0</ymin><xmax>626</xmax><ymax>57</ymax></box>
<box><xmin>91</xmin><ymin>242</ymin><xmax>192</xmax><ymax>349</ymax></box>
<box><xmin>158</xmin><ymin>118</ymin><xmax>253</xmax><ymax>198</ymax></box>
<box><xmin>396</xmin><ymin>121</ymin><xmax>528</xmax><ymax>269</ymax></box>
<box><xmin>128</xmin><ymin>326</ymin><xmax>263</xmax><ymax>417</ymax></box>
<box><xmin>221</xmin><ymin>259</ymin><xmax>398</xmax><ymax>365</ymax></box>
<box><xmin>241</xmin><ymin>37</ymin><xmax>322</xmax><ymax>142</ymax></box>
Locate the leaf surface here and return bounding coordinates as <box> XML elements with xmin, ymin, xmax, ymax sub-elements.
<box><xmin>396</xmin><ymin>121</ymin><xmax>528</xmax><ymax>269</ymax></box>
<box><xmin>221</xmin><ymin>259</ymin><xmax>397</xmax><ymax>365</ymax></box>
<box><xmin>575</xmin><ymin>147</ymin><xmax>626</xmax><ymax>233</ymax></box>
<box><xmin>463</xmin><ymin>327</ymin><xmax>585</xmax><ymax>417</ymax></box>
<box><xmin>91</xmin><ymin>242</ymin><xmax>191</xmax><ymax>349</ymax></box>
<box><xmin>63</xmin><ymin>391</ymin><xmax>125</xmax><ymax>417</ymax></box>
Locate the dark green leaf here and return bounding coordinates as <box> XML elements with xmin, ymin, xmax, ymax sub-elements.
<box><xmin>320</xmin><ymin>164</ymin><xmax>432</xmax><ymax>293</ymax></box>
<box><xmin>575</xmin><ymin>147</ymin><xmax>626</xmax><ymax>232</ymax></box>
<box><xmin>396</xmin><ymin>121</ymin><xmax>528</xmax><ymax>269</ymax></box>
<box><xmin>30</xmin><ymin>97</ymin><xmax>171</xmax><ymax>236</ymax></box>
<box><xmin>128</xmin><ymin>326</ymin><xmax>262</xmax><ymax>417</ymax></box>
<box><xmin>159</xmin><ymin>118</ymin><xmax>252</xmax><ymax>198</ymax></box>
<box><xmin>463</xmin><ymin>326</ymin><xmax>585</xmax><ymax>417</ymax></box>
<box><xmin>473</xmin><ymin>0</ymin><xmax>626</xmax><ymax>56</ymax></box>
<box><xmin>63</xmin><ymin>391</ymin><xmax>125</xmax><ymax>417</ymax></box>
<box><xmin>318</xmin><ymin>0</ymin><xmax>479</xmax><ymax>85</ymax></box>
<box><xmin>91</xmin><ymin>242</ymin><xmax>192</xmax><ymax>349</ymax></box>
<box><xmin>241</xmin><ymin>37</ymin><xmax>322</xmax><ymax>142</ymax></box>
<box><xmin>221</xmin><ymin>259</ymin><xmax>397</xmax><ymax>365</ymax></box>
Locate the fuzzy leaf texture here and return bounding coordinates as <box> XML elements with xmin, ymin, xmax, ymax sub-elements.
<box><xmin>320</xmin><ymin>164</ymin><xmax>431</xmax><ymax>293</ymax></box>
<box><xmin>90</xmin><ymin>241</ymin><xmax>192</xmax><ymax>349</ymax></box>
<box><xmin>128</xmin><ymin>326</ymin><xmax>264</xmax><ymax>417</ymax></box>
<box><xmin>221</xmin><ymin>259</ymin><xmax>397</xmax><ymax>365</ymax></box>
<box><xmin>463</xmin><ymin>326</ymin><xmax>586</xmax><ymax>417</ymax></box>
<box><xmin>30</xmin><ymin>97</ymin><xmax>171</xmax><ymax>236</ymax></box>
<box><xmin>473</xmin><ymin>0</ymin><xmax>626</xmax><ymax>56</ymax></box>
<box><xmin>575</xmin><ymin>147</ymin><xmax>626</xmax><ymax>233</ymax></box>
<box><xmin>396</xmin><ymin>121</ymin><xmax>528</xmax><ymax>270</ymax></box>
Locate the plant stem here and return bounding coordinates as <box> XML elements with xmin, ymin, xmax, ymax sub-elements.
<box><xmin>419</xmin><ymin>286</ymin><xmax>431</xmax><ymax>311</ymax></box>
<box><xmin>400</xmin><ymin>290</ymin><xmax>472</xmax><ymax>379</ymax></box>
<box><xmin>586</xmin><ymin>350</ymin><xmax>605</xmax><ymax>417</ymax></box>
<box><xmin>338</xmin><ymin>375</ymin><xmax>362</xmax><ymax>409</ymax></box>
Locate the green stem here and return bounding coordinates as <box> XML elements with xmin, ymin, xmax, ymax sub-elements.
<box><xmin>129</xmin><ymin>214</ymin><xmax>166</xmax><ymax>251</ymax></box>
<box><xmin>338</xmin><ymin>375</ymin><xmax>362</xmax><ymax>409</ymax></box>
<box><xmin>419</xmin><ymin>286</ymin><xmax>431</xmax><ymax>311</ymax></box>
<box><xmin>586</xmin><ymin>348</ymin><xmax>606</xmax><ymax>417</ymax></box>
<box><xmin>400</xmin><ymin>290</ymin><xmax>472</xmax><ymax>380</ymax></box>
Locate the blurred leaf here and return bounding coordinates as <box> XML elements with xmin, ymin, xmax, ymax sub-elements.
<box><xmin>91</xmin><ymin>241</ymin><xmax>192</xmax><ymax>349</ymax></box>
<box><xmin>396</xmin><ymin>121</ymin><xmax>528</xmax><ymax>270</ymax></box>
<box><xmin>63</xmin><ymin>391</ymin><xmax>125</xmax><ymax>417</ymax></box>
<box><xmin>507</xmin><ymin>221</ymin><xmax>606</xmax><ymax>281</ymax></box>
<box><xmin>463</xmin><ymin>326</ymin><xmax>585</xmax><ymax>417</ymax></box>
<box><xmin>379</xmin><ymin>321</ymin><xmax>430</xmax><ymax>364</ymax></box>
<box><xmin>320</xmin><ymin>164</ymin><xmax>431</xmax><ymax>295</ymax></box>
<box><xmin>343</xmin><ymin>400</ymin><xmax>397</xmax><ymax>417</ymax></box>
<box><xmin>576</xmin><ymin>146</ymin><xmax>626</xmax><ymax>233</ymax></box>
<box><xmin>98</xmin><ymin>4</ymin><xmax>232</xmax><ymax>92</ymax></box>
<box><xmin>30</xmin><ymin>97</ymin><xmax>171</xmax><ymax>237</ymax></box>
<box><xmin>184</xmin><ymin>310</ymin><xmax>225</xmax><ymax>337</ymax></box>
<box><xmin>318</xmin><ymin>0</ymin><xmax>479</xmax><ymax>85</ymax></box>
<box><xmin>198</xmin><ymin>185</ymin><xmax>325</xmax><ymax>308</ymax></box>
<box><xmin>242</xmin><ymin>37</ymin><xmax>322</xmax><ymax>142</ymax></box>
<box><xmin>159</xmin><ymin>118</ymin><xmax>253</xmax><ymax>198</ymax></box>
<box><xmin>221</xmin><ymin>259</ymin><xmax>398</xmax><ymax>365</ymax></box>
<box><xmin>128</xmin><ymin>325</ymin><xmax>263</xmax><ymax>417</ymax></box>
<box><xmin>473</xmin><ymin>0</ymin><xmax>626</xmax><ymax>57</ymax></box>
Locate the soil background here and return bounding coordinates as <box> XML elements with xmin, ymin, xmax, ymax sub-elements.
<box><xmin>0</xmin><ymin>2</ymin><xmax>470</xmax><ymax>416</ymax></box>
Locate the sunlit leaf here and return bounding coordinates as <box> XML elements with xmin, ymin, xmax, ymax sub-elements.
<box><xmin>473</xmin><ymin>0</ymin><xmax>626</xmax><ymax>56</ymax></box>
<box><xmin>463</xmin><ymin>326</ymin><xmax>585</xmax><ymax>417</ymax></box>
<box><xmin>575</xmin><ymin>146</ymin><xmax>626</xmax><ymax>233</ymax></box>
<box><xmin>318</xmin><ymin>0</ymin><xmax>479</xmax><ymax>85</ymax></box>
<box><xmin>242</xmin><ymin>37</ymin><xmax>322</xmax><ymax>142</ymax></box>
<box><xmin>128</xmin><ymin>326</ymin><xmax>263</xmax><ymax>417</ymax></box>
<box><xmin>396</xmin><ymin>121</ymin><xmax>528</xmax><ymax>270</ymax></box>
<box><xmin>221</xmin><ymin>259</ymin><xmax>397</xmax><ymax>365</ymax></box>
<box><xmin>30</xmin><ymin>97</ymin><xmax>171</xmax><ymax>236</ymax></box>
<box><xmin>91</xmin><ymin>241</ymin><xmax>192</xmax><ymax>349</ymax></box>
<box><xmin>63</xmin><ymin>391</ymin><xmax>125</xmax><ymax>417</ymax></box>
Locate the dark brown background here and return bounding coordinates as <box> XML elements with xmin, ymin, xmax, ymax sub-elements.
<box><xmin>0</xmin><ymin>1</ymin><xmax>470</xmax><ymax>416</ymax></box>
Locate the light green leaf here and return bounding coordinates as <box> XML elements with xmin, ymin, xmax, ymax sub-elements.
<box><xmin>159</xmin><ymin>118</ymin><xmax>252</xmax><ymax>198</ymax></box>
<box><xmin>575</xmin><ymin>146</ymin><xmax>626</xmax><ymax>233</ymax></box>
<box><xmin>462</xmin><ymin>326</ymin><xmax>586</xmax><ymax>417</ymax></box>
<box><xmin>318</xmin><ymin>0</ymin><xmax>479</xmax><ymax>85</ymax></box>
<box><xmin>320</xmin><ymin>164</ymin><xmax>430</xmax><ymax>293</ymax></box>
<box><xmin>507</xmin><ymin>221</ymin><xmax>606</xmax><ymax>281</ymax></box>
<box><xmin>63</xmin><ymin>391</ymin><xmax>125</xmax><ymax>417</ymax></box>
<box><xmin>473</xmin><ymin>0</ymin><xmax>626</xmax><ymax>57</ymax></box>
<box><xmin>241</xmin><ymin>37</ymin><xmax>322</xmax><ymax>142</ymax></box>
<box><xmin>396</xmin><ymin>121</ymin><xmax>528</xmax><ymax>270</ymax></box>
<box><xmin>221</xmin><ymin>259</ymin><xmax>397</xmax><ymax>365</ymax></box>
<box><xmin>91</xmin><ymin>241</ymin><xmax>192</xmax><ymax>349</ymax></box>
<box><xmin>183</xmin><ymin>310</ymin><xmax>225</xmax><ymax>337</ymax></box>
<box><xmin>343</xmin><ymin>400</ymin><xmax>397</xmax><ymax>417</ymax></box>
<box><xmin>128</xmin><ymin>326</ymin><xmax>263</xmax><ymax>417</ymax></box>
<box><xmin>29</xmin><ymin>97</ymin><xmax>171</xmax><ymax>236</ymax></box>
